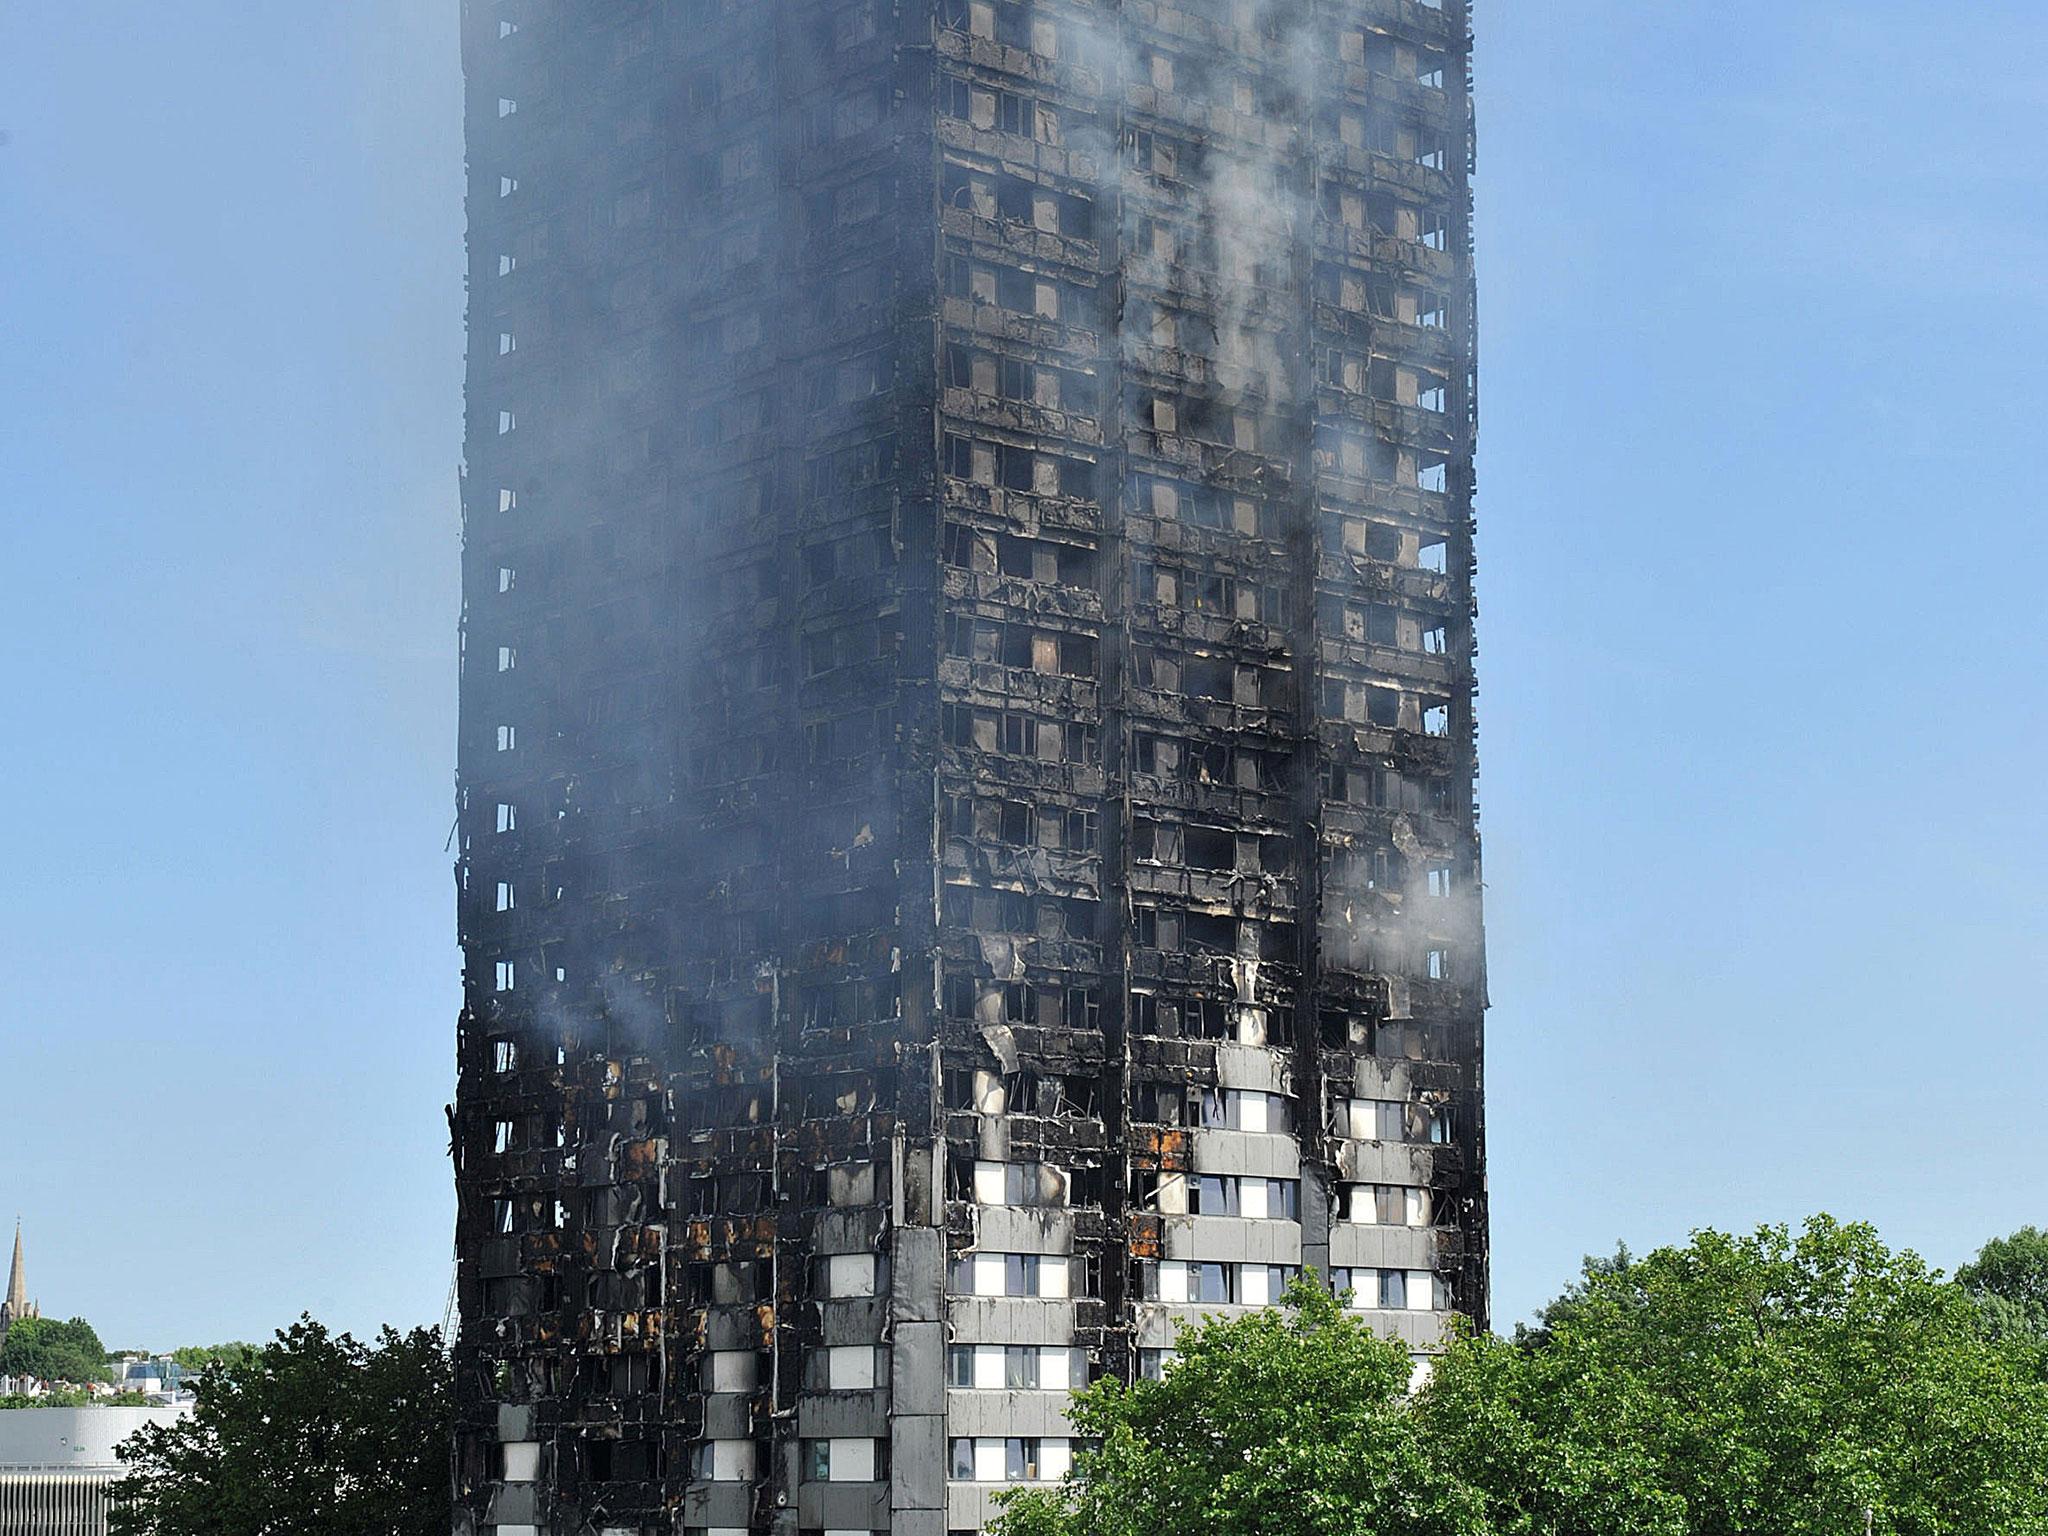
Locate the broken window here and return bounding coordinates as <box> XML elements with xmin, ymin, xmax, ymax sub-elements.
<box><xmin>1184</xmin><ymin>911</ymin><xmax>1235</xmax><ymax>955</ymax></box>
<box><xmin>1133</xmin><ymin>906</ymin><xmax>1158</xmax><ymax>948</ymax></box>
<box><xmin>1184</xmin><ymin>825</ymin><xmax>1236</xmax><ymax>871</ymax></box>
<box><xmin>1182</xmin><ymin>656</ymin><xmax>1231</xmax><ymax>701</ymax></box>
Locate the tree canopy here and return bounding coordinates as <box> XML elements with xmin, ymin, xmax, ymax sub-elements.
<box><xmin>1424</xmin><ymin>1217</ymin><xmax>2048</xmax><ymax>1536</ymax></box>
<box><xmin>996</xmin><ymin>1276</ymin><xmax>1487</xmax><ymax>1536</ymax></box>
<box><xmin>998</xmin><ymin>1217</ymin><xmax>2048</xmax><ymax>1536</ymax></box>
<box><xmin>1</xmin><ymin>1388</ymin><xmax>148</xmax><ymax>1409</ymax></box>
<box><xmin>110</xmin><ymin>1317</ymin><xmax>451</xmax><ymax>1536</ymax></box>
<box><xmin>1957</xmin><ymin>1225</ymin><xmax>2048</xmax><ymax>1346</ymax></box>
<box><xmin>0</xmin><ymin>1315</ymin><xmax>110</xmax><ymax>1385</ymax></box>
<box><xmin>167</xmin><ymin>1342</ymin><xmax>259</xmax><ymax>1375</ymax></box>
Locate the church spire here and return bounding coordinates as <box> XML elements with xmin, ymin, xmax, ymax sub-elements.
<box><xmin>3</xmin><ymin>1220</ymin><xmax>25</xmax><ymax>1325</ymax></box>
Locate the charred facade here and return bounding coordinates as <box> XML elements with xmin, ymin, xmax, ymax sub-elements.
<box><xmin>452</xmin><ymin>1</ymin><xmax>1484</xmax><ymax>1532</ymax></box>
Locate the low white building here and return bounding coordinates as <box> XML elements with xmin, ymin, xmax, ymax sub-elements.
<box><xmin>0</xmin><ymin>1405</ymin><xmax>190</xmax><ymax>1535</ymax></box>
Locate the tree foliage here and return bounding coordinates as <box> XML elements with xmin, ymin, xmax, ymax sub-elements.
<box><xmin>1957</xmin><ymin>1225</ymin><xmax>2048</xmax><ymax>1346</ymax></box>
<box><xmin>1</xmin><ymin>1389</ymin><xmax>148</xmax><ymax>1409</ymax></box>
<box><xmin>167</xmin><ymin>1342</ymin><xmax>259</xmax><ymax>1375</ymax></box>
<box><xmin>994</xmin><ymin>1276</ymin><xmax>1487</xmax><ymax>1536</ymax></box>
<box><xmin>110</xmin><ymin>1317</ymin><xmax>452</xmax><ymax>1536</ymax></box>
<box><xmin>0</xmin><ymin>1315</ymin><xmax>111</xmax><ymax>1385</ymax></box>
<box><xmin>1000</xmin><ymin>1219</ymin><xmax>2048</xmax><ymax>1536</ymax></box>
<box><xmin>1429</xmin><ymin>1217</ymin><xmax>2048</xmax><ymax>1536</ymax></box>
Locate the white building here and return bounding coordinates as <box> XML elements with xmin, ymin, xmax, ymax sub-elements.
<box><xmin>0</xmin><ymin>1405</ymin><xmax>190</xmax><ymax>1536</ymax></box>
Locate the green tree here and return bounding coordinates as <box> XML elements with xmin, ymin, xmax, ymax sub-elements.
<box><xmin>993</xmin><ymin>1275</ymin><xmax>1487</xmax><ymax>1536</ymax></box>
<box><xmin>0</xmin><ymin>1315</ymin><xmax>111</xmax><ymax>1385</ymax></box>
<box><xmin>1420</xmin><ymin>1217</ymin><xmax>2048</xmax><ymax>1536</ymax></box>
<box><xmin>1957</xmin><ymin>1225</ymin><xmax>2048</xmax><ymax>1345</ymax></box>
<box><xmin>167</xmin><ymin>1342</ymin><xmax>258</xmax><ymax>1375</ymax></box>
<box><xmin>110</xmin><ymin>1317</ymin><xmax>452</xmax><ymax>1536</ymax></box>
<box><xmin>1514</xmin><ymin>1244</ymin><xmax>1633</xmax><ymax>1345</ymax></box>
<box><xmin>1</xmin><ymin>1389</ymin><xmax>148</xmax><ymax>1409</ymax></box>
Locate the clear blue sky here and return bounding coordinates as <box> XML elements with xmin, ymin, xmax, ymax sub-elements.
<box><xmin>2</xmin><ymin>4</ymin><xmax>2043</xmax><ymax>1350</ymax></box>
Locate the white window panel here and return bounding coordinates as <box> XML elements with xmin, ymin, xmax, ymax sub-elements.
<box><xmin>826</xmin><ymin>1345</ymin><xmax>876</xmax><ymax>1390</ymax></box>
<box><xmin>1229</xmin><ymin>1090</ymin><xmax>1270</xmax><ymax>1133</ymax></box>
<box><xmin>827</xmin><ymin>1254</ymin><xmax>877</xmax><ymax>1298</ymax></box>
<box><xmin>971</xmin><ymin>1069</ymin><xmax>1006</xmax><ymax>1113</ymax></box>
<box><xmin>1407</xmin><ymin>1270</ymin><xmax>1437</xmax><ymax>1311</ymax></box>
<box><xmin>1158</xmin><ymin>1260</ymin><xmax>1189</xmax><ymax>1303</ymax></box>
<box><xmin>709</xmin><ymin>1350</ymin><xmax>756</xmax><ymax>1392</ymax></box>
<box><xmin>974</xmin><ymin>1345</ymin><xmax>1005</xmax><ymax>1389</ymax></box>
<box><xmin>501</xmin><ymin>1442</ymin><xmax>539</xmax><ymax>1482</ymax></box>
<box><xmin>974</xmin><ymin>1438</ymin><xmax>1007</xmax><ymax>1482</ymax></box>
<box><xmin>973</xmin><ymin>1160</ymin><xmax>1007</xmax><ymax>1204</ymax></box>
<box><xmin>828</xmin><ymin>1437</ymin><xmax>874</xmax><ymax>1482</ymax></box>
<box><xmin>1341</xmin><ymin>1098</ymin><xmax>1377</xmax><ymax>1139</ymax></box>
<box><xmin>709</xmin><ymin>1440</ymin><xmax>755</xmax><ymax>1481</ymax></box>
<box><xmin>1040</xmin><ymin>1345</ymin><xmax>1080</xmax><ymax>1388</ymax></box>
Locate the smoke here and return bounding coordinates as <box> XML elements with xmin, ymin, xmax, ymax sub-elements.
<box><xmin>1058</xmin><ymin>0</ymin><xmax>1323</xmax><ymax>406</ymax></box>
<box><xmin>1053</xmin><ymin>0</ymin><xmax>1482</xmax><ymax>1014</ymax></box>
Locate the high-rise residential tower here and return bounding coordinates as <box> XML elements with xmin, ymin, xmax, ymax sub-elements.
<box><xmin>452</xmin><ymin>2</ymin><xmax>1483</xmax><ymax>1533</ymax></box>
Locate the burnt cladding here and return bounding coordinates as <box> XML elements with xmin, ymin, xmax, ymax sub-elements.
<box><xmin>452</xmin><ymin>1</ymin><xmax>1485</xmax><ymax>1532</ymax></box>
